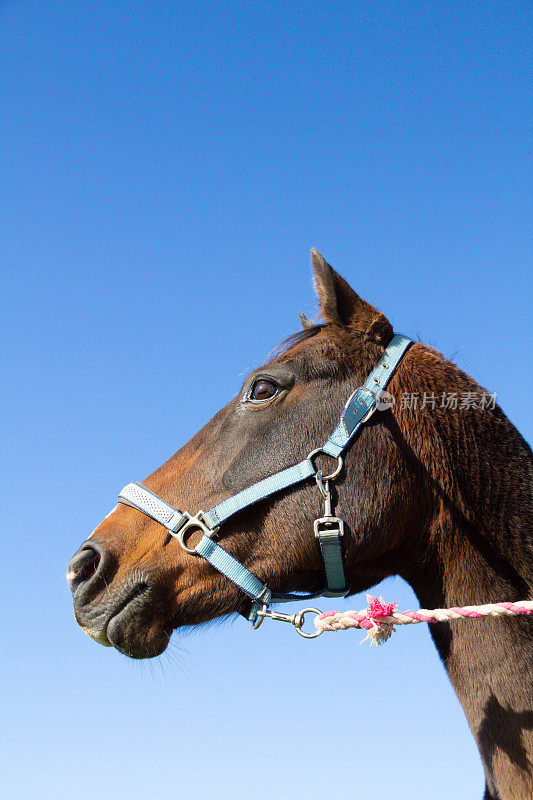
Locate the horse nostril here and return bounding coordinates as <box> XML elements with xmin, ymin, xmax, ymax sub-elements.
<box><xmin>66</xmin><ymin>542</ymin><xmax>108</xmax><ymax>600</ymax></box>
<box><xmin>80</xmin><ymin>550</ymin><xmax>99</xmax><ymax>580</ymax></box>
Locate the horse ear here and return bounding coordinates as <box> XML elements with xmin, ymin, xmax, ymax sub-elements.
<box><xmin>299</xmin><ymin>312</ymin><xmax>314</xmax><ymax>331</ymax></box>
<box><xmin>310</xmin><ymin>248</ymin><xmax>393</xmax><ymax>345</ymax></box>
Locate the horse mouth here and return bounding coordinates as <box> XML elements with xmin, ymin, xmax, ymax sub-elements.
<box><xmin>78</xmin><ymin>582</ymin><xmax>171</xmax><ymax>659</ymax></box>
<box><xmin>80</xmin><ymin>625</ymin><xmax>112</xmax><ymax>647</ymax></box>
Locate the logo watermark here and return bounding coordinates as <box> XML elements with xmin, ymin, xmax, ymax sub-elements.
<box><xmin>376</xmin><ymin>390</ymin><xmax>497</xmax><ymax>411</ymax></box>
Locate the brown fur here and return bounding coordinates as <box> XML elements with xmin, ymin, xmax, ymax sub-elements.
<box><xmin>68</xmin><ymin>251</ymin><xmax>532</xmax><ymax>798</ymax></box>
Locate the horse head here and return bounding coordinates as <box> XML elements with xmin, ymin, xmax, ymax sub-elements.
<box><xmin>67</xmin><ymin>250</ymin><xmax>425</xmax><ymax>657</ymax></box>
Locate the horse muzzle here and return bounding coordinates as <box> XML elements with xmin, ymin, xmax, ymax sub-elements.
<box><xmin>66</xmin><ymin>541</ymin><xmax>171</xmax><ymax>658</ymax></box>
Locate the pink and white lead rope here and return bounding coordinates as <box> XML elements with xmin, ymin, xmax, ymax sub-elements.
<box><xmin>314</xmin><ymin>596</ymin><xmax>533</xmax><ymax>646</ymax></box>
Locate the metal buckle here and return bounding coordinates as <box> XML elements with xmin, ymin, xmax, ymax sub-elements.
<box><xmin>252</xmin><ymin>604</ymin><xmax>323</xmax><ymax>638</ymax></box>
<box><xmin>359</xmin><ymin>393</ymin><xmax>378</xmax><ymax>422</ymax></box>
<box><xmin>314</xmin><ymin>516</ymin><xmax>345</xmax><ymax>540</ymax></box>
<box><xmin>345</xmin><ymin>386</ymin><xmax>378</xmax><ymax>422</ymax></box>
<box><xmin>172</xmin><ymin>511</ymin><xmax>219</xmax><ymax>554</ymax></box>
<box><xmin>313</xmin><ymin>476</ymin><xmax>344</xmax><ymax>540</ymax></box>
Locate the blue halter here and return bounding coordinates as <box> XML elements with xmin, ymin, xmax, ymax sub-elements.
<box><xmin>118</xmin><ymin>334</ymin><xmax>412</xmax><ymax>631</ymax></box>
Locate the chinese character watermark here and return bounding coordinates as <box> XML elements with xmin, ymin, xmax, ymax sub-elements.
<box><xmin>376</xmin><ymin>389</ymin><xmax>497</xmax><ymax>411</ymax></box>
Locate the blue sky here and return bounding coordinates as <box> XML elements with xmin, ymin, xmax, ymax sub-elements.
<box><xmin>1</xmin><ymin>2</ymin><xmax>531</xmax><ymax>798</ymax></box>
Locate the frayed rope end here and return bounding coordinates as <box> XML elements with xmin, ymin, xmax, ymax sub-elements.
<box><xmin>359</xmin><ymin>595</ymin><xmax>397</xmax><ymax>647</ymax></box>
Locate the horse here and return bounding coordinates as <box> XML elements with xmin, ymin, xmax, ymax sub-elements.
<box><xmin>67</xmin><ymin>249</ymin><xmax>533</xmax><ymax>799</ymax></box>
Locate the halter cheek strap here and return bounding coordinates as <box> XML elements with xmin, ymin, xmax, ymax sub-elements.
<box><xmin>117</xmin><ymin>334</ymin><xmax>413</xmax><ymax>624</ymax></box>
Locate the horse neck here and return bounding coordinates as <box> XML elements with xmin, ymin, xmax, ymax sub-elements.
<box><xmin>394</xmin><ymin>352</ymin><xmax>533</xmax><ymax>798</ymax></box>
<box><xmin>407</xmin><ymin>512</ymin><xmax>533</xmax><ymax>799</ymax></box>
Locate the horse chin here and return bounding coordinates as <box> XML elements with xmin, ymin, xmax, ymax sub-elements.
<box><xmin>106</xmin><ymin>618</ymin><xmax>171</xmax><ymax>659</ymax></box>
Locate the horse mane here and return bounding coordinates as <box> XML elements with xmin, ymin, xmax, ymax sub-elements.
<box><xmin>390</xmin><ymin>343</ymin><xmax>533</xmax><ymax>602</ymax></box>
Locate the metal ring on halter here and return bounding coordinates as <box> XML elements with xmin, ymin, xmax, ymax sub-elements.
<box><xmin>173</xmin><ymin>512</ymin><xmax>218</xmax><ymax>554</ymax></box>
<box><xmin>294</xmin><ymin>608</ymin><xmax>324</xmax><ymax>638</ymax></box>
<box><xmin>307</xmin><ymin>448</ymin><xmax>343</xmax><ymax>482</ymax></box>
<box><xmin>251</xmin><ymin>606</ymin><xmax>266</xmax><ymax>630</ymax></box>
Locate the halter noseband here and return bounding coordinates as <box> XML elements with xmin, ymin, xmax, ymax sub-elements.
<box><xmin>117</xmin><ymin>335</ymin><xmax>412</xmax><ymax>634</ymax></box>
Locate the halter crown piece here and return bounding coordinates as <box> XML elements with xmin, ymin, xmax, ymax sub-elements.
<box><xmin>118</xmin><ymin>335</ymin><xmax>413</xmax><ymax>637</ymax></box>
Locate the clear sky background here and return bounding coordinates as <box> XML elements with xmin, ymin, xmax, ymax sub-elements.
<box><xmin>1</xmin><ymin>2</ymin><xmax>531</xmax><ymax>799</ymax></box>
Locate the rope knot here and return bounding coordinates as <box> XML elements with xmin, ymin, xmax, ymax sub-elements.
<box><xmin>359</xmin><ymin>595</ymin><xmax>397</xmax><ymax>646</ymax></box>
<box><xmin>366</xmin><ymin>595</ymin><xmax>396</xmax><ymax>619</ymax></box>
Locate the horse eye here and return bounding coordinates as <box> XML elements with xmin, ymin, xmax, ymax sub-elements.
<box><xmin>251</xmin><ymin>380</ymin><xmax>278</xmax><ymax>401</ymax></box>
